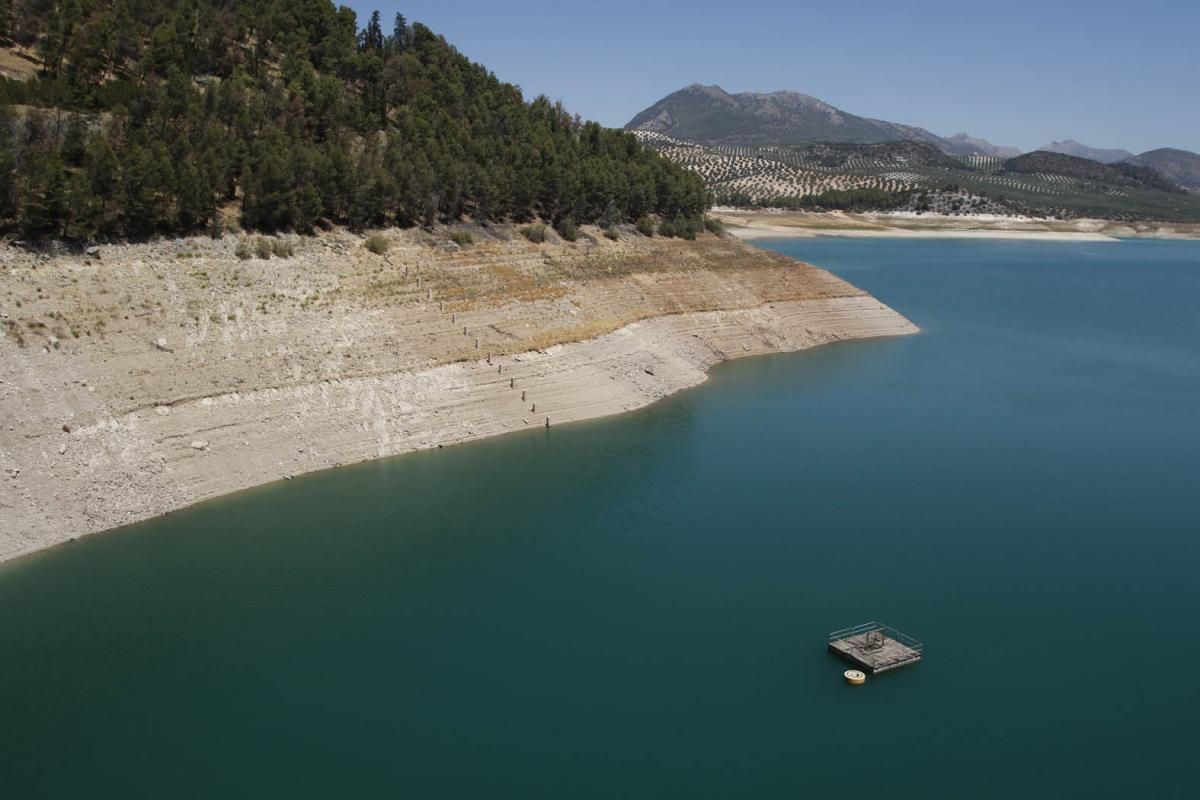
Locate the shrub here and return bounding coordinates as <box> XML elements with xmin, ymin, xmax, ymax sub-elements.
<box><xmin>703</xmin><ymin>217</ymin><xmax>725</xmax><ymax>236</ymax></box>
<box><xmin>635</xmin><ymin>216</ymin><xmax>656</xmax><ymax>236</ymax></box>
<box><xmin>603</xmin><ymin>225</ymin><xmax>619</xmax><ymax>241</ymax></box>
<box><xmin>555</xmin><ymin>217</ymin><xmax>578</xmax><ymax>242</ymax></box>
<box><xmin>519</xmin><ymin>223</ymin><xmax>547</xmax><ymax>244</ymax></box>
<box><xmin>234</xmin><ymin>240</ymin><xmax>252</xmax><ymax>260</ymax></box>
<box><xmin>254</xmin><ymin>237</ymin><xmax>273</xmax><ymax>259</ymax></box>
<box><xmin>272</xmin><ymin>239</ymin><xmax>295</xmax><ymax>258</ymax></box>
<box><xmin>365</xmin><ymin>234</ymin><xmax>390</xmax><ymax>255</ymax></box>
<box><xmin>660</xmin><ymin>216</ymin><xmax>700</xmax><ymax>240</ymax></box>
<box><xmin>450</xmin><ymin>230</ymin><xmax>473</xmax><ymax>246</ymax></box>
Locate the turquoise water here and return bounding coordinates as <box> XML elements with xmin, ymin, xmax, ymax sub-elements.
<box><xmin>2</xmin><ymin>238</ymin><xmax>1199</xmax><ymax>797</ymax></box>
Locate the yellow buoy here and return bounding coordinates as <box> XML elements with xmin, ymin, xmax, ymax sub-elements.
<box><xmin>844</xmin><ymin>669</ymin><xmax>866</xmax><ymax>685</ymax></box>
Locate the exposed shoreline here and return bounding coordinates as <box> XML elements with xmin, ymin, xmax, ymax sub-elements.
<box><xmin>714</xmin><ymin>209</ymin><xmax>1200</xmax><ymax>242</ymax></box>
<box><xmin>0</xmin><ymin>228</ymin><xmax>916</xmax><ymax>565</ymax></box>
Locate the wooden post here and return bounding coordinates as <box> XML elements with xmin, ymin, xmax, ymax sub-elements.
<box><xmin>510</xmin><ymin>377</ymin><xmax>514</xmax><ymax>389</ymax></box>
<box><xmin>531</xmin><ymin>403</ymin><xmax>536</xmax><ymax>413</ymax></box>
<box><xmin>474</xmin><ymin>337</ymin><xmax>480</xmax><ymax>349</ymax></box>
<box><xmin>545</xmin><ymin>416</ymin><xmax>550</xmax><ymax>429</ymax></box>
<box><xmin>498</xmin><ymin>364</ymin><xmax>503</xmax><ymax>374</ymax></box>
<box><xmin>521</xmin><ymin>390</ymin><xmax>526</xmax><ymax>401</ymax></box>
<box><xmin>427</xmin><ymin>287</ymin><xmax>432</xmax><ymax>301</ymax></box>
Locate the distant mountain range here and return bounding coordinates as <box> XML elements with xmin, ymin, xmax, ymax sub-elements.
<box><xmin>1036</xmin><ymin>140</ymin><xmax>1134</xmax><ymax>164</ymax></box>
<box><xmin>626</xmin><ymin>86</ymin><xmax>1198</xmax><ymax>189</ymax></box>
<box><xmin>941</xmin><ymin>133</ymin><xmax>1022</xmax><ymax>159</ymax></box>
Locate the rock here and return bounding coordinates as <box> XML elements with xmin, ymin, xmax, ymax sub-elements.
<box><xmin>6</xmin><ymin>468</ymin><xmax>18</xmax><ymax>478</ymax></box>
<box><xmin>58</xmin><ymin>442</ymin><xmax>67</xmax><ymax>455</ymax></box>
<box><xmin>85</xmin><ymin>246</ymin><xmax>101</xmax><ymax>257</ymax></box>
<box><xmin>644</xmin><ymin>367</ymin><xmax>655</xmax><ymax>376</ymax></box>
<box><xmin>155</xmin><ymin>406</ymin><xmax>170</xmax><ymax>416</ymax></box>
<box><xmin>190</xmin><ymin>440</ymin><xmax>208</xmax><ymax>450</ymax></box>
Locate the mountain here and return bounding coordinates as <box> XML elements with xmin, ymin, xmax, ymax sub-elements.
<box><xmin>625</xmin><ymin>84</ymin><xmax>950</xmax><ymax>148</ymax></box>
<box><xmin>0</xmin><ymin>2</ymin><xmax>706</xmax><ymax>241</ymax></box>
<box><xmin>1003</xmin><ymin>151</ymin><xmax>1182</xmax><ymax>193</ymax></box>
<box><xmin>1123</xmin><ymin>148</ymin><xmax>1200</xmax><ymax>191</ymax></box>
<box><xmin>940</xmin><ymin>133</ymin><xmax>1021</xmax><ymax>158</ymax></box>
<box><xmin>1037</xmin><ymin>140</ymin><xmax>1134</xmax><ymax>164</ymax></box>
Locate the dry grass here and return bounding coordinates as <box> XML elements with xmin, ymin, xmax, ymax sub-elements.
<box><xmin>0</xmin><ymin>47</ymin><xmax>39</xmax><ymax>80</ymax></box>
<box><xmin>523</xmin><ymin>316</ymin><xmax>641</xmax><ymax>351</ymax></box>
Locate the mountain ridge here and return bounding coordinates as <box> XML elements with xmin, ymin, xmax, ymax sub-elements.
<box><xmin>1038</xmin><ymin>140</ymin><xmax>1134</xmax><ymax>164</ymax></box>
<box><xmin>1123</xmin><ymin>148</ymin><xmax>1200</xmax><ymax>191</ymax></box>
<box><xmin>626</xmin><ymin>84</ymin><xmax>1026</xmax><ymax>156</ymax></box>
<box><xmin>626</xmin><ymin>84</ymin><xmax>949</xmax><ymax>149</ymax></box>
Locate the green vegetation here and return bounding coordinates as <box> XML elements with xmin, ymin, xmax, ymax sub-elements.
<box><xmin>554</xmin><ymin>218</ymin><xmax>578</xmax><ymax>242</ymax></box>
<box><xmin>635</xmin><ymin>216</ymin><xmax>656</xmax><ymax>237</ymax></box>
<box><xmin>253</xmin><ymin>237</ymin><xmax>274</xmax><ymax>259</ymax></box>
<box><xmin>364</xmin><ymin>234</ymin><xmax>390</xmax><ymax>255</ymax></box>
<box><xmin>657</xmin><ymin>216</ymin><xmax>701</xmax><ymax>240</ymax></box>
<box><xmin>449</xmin><ymin>230</ymin><xmax>473</xmax><ymax>246</ymax></box>
<box><xmin>0</xmin><ymin>1</ymin><xmax>709</xmax><ymax>241</ymax></box>
<box><xmin>603</xmin><ymin>225</ymin><xmax>619</xmax><ymax>241</ymax></box>
<box><xmin>703</xmin><ymin>217</ymin><xmax>725</xmax><ymax>235</ymax></box>
<box><xmin>519</xmin><ymin>223</ymin><xmax>546</xmax><ymax>244</ymax></box>
<box><xmin>758</xmin><ymin>189</ymin><xmax>915</xmax><ymax>212</ymax></box>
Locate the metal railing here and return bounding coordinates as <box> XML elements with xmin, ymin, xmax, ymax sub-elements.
<box><xmin>828</xmin><ymin>621</ymin><xmax>924</xmax><ymax>653</ymax></box>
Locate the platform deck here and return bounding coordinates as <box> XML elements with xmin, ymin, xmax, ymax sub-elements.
<box><xmin>828</xmin><ymin>623</ymin><xmax>923</xmax><ymax>674</ymax></box>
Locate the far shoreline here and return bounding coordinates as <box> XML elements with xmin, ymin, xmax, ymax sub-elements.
<box><xmin>714</xmin><ymin>209</ymin><xmax>1200</xmax><ymax>243</ymax></box>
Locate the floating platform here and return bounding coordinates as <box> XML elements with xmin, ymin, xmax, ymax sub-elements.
<box><xmin>828</xmin><ymin>622</ymin><xmax>923</xmax><ymax>674</ymax></box>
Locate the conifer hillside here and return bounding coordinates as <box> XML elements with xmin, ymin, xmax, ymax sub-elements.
<box><xmin>0</xmin><ymin>1</ymin><xmax>710</xmax><ymax>240</ymax></box>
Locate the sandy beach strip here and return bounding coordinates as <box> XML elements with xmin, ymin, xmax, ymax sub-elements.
<box><xmin>714</xmin><ymin>209</ymin><xmax>1200</xmax><ymax>242</ymax></box>
<box><xmin>728</xmin><ymin>224</ymin><xmax>1118</xmax><ymax>242</ymax></box>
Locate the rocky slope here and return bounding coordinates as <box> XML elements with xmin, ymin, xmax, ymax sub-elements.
<box><xmin>0</xmin><ymin>227</ymin><xmax>916</xmax><ymax>562</ymax></box>
<box><xmin>626</xmin><ymin>84</ymin><xmax>949</xmax><ymax>148</ymax></box>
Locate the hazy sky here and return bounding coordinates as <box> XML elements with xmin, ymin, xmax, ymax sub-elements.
<box><xmin>346</xmin><ymin>0</ymin><xmax>1199</xmax><ymax>154</ymax></box>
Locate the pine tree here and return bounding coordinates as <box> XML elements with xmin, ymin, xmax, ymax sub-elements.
<box><xmin>391</xmin><ymin>13</ymin><xmax>408</xmax><ymax>52</ymax></box>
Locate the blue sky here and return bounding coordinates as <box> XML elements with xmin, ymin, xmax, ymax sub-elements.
<box><xmin>347</xmin><ymin>0</ymin><xmax>1199</xmax><ymax>154</ymax></box>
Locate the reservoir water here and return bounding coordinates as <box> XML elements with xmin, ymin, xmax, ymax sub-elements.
<box><xmin>2</xmin><ymin>238</ymin><xmax>1199</xmax><ymax>797</ymax></box>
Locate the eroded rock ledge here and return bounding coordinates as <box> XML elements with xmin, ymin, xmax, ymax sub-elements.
<box><xmin>0</xmin><ymin>226</ymin><xmax>916</xmax><ymax>562</ymax></box>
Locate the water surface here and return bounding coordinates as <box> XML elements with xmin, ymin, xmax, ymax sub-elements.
<box><xmin>2</xmin><ymin>237</ymin><xmax>1198</xmax><ymax>797</ymax></box>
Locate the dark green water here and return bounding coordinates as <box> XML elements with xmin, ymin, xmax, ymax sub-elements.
<box><xmin>3</xmin><ymin>238</ymin><xmax>1199</xmax><ymax>798</ymax></box>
